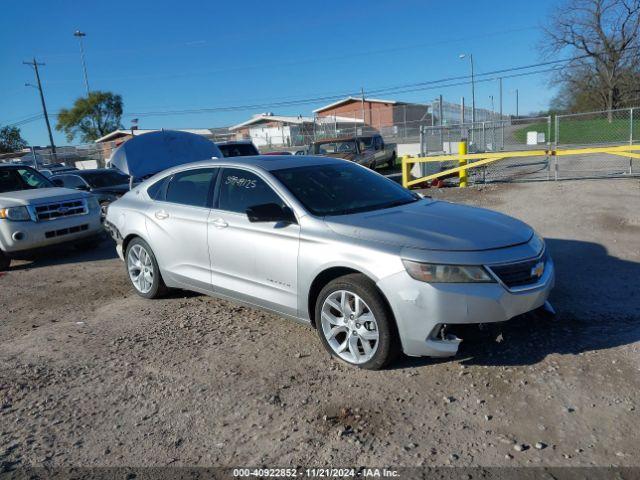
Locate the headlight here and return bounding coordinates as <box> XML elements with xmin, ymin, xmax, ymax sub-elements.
<box><xmin>87</xmin><ymin>196</ymin><xmax>100</xmax><ymax>210</ymax></box>
<box><xmin>0</xmin><ymin>206</ymin><xmax>31</xmax><ymax>221</ymax></box>
<box><xmin>402</xmin><ymin>259</ymin><xmax>494</xmax><ymax>283</ymax></box>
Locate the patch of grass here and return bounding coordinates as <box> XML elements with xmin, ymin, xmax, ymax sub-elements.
<box><xmin>514</xmin><ymin>117</ymin><xmax>639</xmax><ymax>145</ymax></box>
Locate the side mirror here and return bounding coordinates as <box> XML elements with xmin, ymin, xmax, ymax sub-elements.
<box><xmin>51</xmin><ymin>178</ymin><xmax>64</xmax><ymax>187</ymax></box>
<box><xmin>246</xmin><ymin>203</ymin><xmax>296</xmax><ymax>224</ymax></box>
<box><xmin>76</xmin><ymin>184</ymin><xmax>90</xmax><ymax>191</ymax></box>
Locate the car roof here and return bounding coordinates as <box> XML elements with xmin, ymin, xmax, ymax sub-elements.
<box><xmin>51</xmin><ymin>168</ymin><xmax>125</xmax><ymax>176</ymax></box>
<box><xmin>312</xmin><ymin>134</ymin><xmax>380</xmax><ymax>143</ymax></box>
<box><xmin>154</xmin><ymin>155</ymin><xmax>345</xmax><ymax>176</ymax></box>
<box><xmin>0</xmin><ymin>163</ymin><xmax>36</xmax><ymax>169</ymax></box>
<box><xmin>215</xmin><ymin>140</ymin><xmax>256</xmax><ymax>145</ymax></box>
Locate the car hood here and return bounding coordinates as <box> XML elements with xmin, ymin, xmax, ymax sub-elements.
<box><xmin>110</xmin><ymin>130</ymin><xmax>222</xmax><ymax>179</ymax></box>
<box><xmin>0</xmin><ymin>188</ymin><xmax>89</xmax><ymax>207</ymax></box>
<box><xmin>324</xmin><ymin>199</ymin><xmax>533</xmax><ymax>251</ymax></box>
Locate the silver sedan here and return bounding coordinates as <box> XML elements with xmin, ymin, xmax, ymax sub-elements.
<box><xmin>105</xmin><ymin>155</ymin><xmax>554</xmax><ymax>369</ymax></box>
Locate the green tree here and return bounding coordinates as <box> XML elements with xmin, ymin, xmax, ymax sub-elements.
<box><xmin>56</xmin><ymin>91</ymin><xmax>123</xmax><ymax>143</ymax></box>
<box><xmin>0</xmin><ymin>125</ymin><xmax>28</xmax><ymax>153</ymax></box>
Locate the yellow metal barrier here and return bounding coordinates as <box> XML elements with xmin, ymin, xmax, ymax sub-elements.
<box><xmin>458</xmin><ymin>141</ymin><xmax>468</xmax><ymax>188</ymax></box>
<box><xmin>401</xmin><ymin>144</ymin><xmax>640</xmax><ymax>189</ymax></box>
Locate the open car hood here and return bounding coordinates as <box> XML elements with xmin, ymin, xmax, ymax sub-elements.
<box><xmin>109</xmin><ymin>130</ymin><xmax>223</xmax><ymax>179</ymax></box>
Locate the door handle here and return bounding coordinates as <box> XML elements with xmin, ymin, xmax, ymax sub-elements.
<box><xmin>210</xmin><ymin>218</ymin><xmax>228</xmax><ymax>228</ymax></box>
<box><xmin>155</xmin><ymin>210</ymin><xmax>169</xmax><ymax>220</ymax></box>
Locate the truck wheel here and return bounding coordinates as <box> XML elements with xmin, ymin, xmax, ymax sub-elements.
<box><xmin>315</xmin><ymin>273</ymin><xmax>399</xmax><ymax>370</ymax></box>
<box><xmin>0</xmin><ymin>250</ymin><xmax>10</xmax><ymax>271</ymax></box>
<box><xmin>387</xmin><ymin>152</ymin><xmax>397</xmax><ymax>168</ymax></box>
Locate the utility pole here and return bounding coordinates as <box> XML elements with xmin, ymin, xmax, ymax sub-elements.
<box><xmin>74</xmin><ymin>30</ymin><xmax>91</xmax><ymax>95</ymax></box>
<box><xmin>24</xmin><ymin>58</ymin><xmax>56</xmax><ymax>158</ymax></box>
<box><xmin>360</xmin><ymin>87</ymin><xmax>366</xmax><ymax>136</ymax></box>
<box><xmin>515</xmin><ymin>89</ymin><xmax>519</xmax><ymax>117</ymax></box>
<box><xmin>498</xmin><ymin>77</ymin><xmax>503</xmax><ymax>119</ymax></box>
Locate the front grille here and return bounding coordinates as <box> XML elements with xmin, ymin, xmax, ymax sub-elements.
<box><xmin>488</xmin><ymin>253</ymin><xmax>546</xmax><ymax>289</ymax></box>
<box><xmin>45</xmin><ymin>224</ymin><xmax>89</xmax><ymax>239</ymax></box>
<box><xmin>33</xmin><ymin>199</ymin><xmax>88</xmax><ymax>221</ymax></box>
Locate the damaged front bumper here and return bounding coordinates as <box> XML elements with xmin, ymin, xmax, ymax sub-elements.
<box><xmin>377</xmin><ymin>256</ymin><xmax>555</xmax><ymax>358</ymax></box>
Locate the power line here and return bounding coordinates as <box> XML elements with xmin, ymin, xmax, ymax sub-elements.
<box><xmin>124</xmin><ymin>63</ymin><xmax>573</xmax><ymax>118</ymax></box>
<box><xmin>122</xmin><ymin>44</ymin><xmax>640</xmax><ymax>118</ymax></box>
<box><xmin>3</xmin><ymin>113</ymin><xmax>43</xmax><ymax>127</ymax></box>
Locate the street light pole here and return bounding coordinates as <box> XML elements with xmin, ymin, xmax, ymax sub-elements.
<box><xmin>23</xmin><ymin>58</ymin><xmax>56</xmax><ymax>159</ymax></box>
<box><xmin>74</xmin><ymin>30</ymin><xmax>91</xmax><ymax>96</ymax></box>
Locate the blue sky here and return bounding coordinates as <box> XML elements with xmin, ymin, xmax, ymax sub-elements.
<box><xmin>1</xmin><ymin>0</ymin><xmax>560</xmax><ymax>146</ymax></box>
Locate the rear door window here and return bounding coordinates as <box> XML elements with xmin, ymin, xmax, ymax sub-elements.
<box><xmin>163</xmin><ymin>168</ymin><xmax>218</xmax><ymax>208</ymax></box>
<box><xmin>147</xmin><ymin>176</ymin><xmax>169</xmax><ymax>200</ymax></box>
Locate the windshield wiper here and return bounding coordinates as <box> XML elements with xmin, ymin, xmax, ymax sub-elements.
<box><xmin>379</xmin><ymin>197</ymin><xmax>419</xmax><ymax>210</ymax></box>
<box><xmin>326</xmin><ymin>197</ymin><xmax>418</xmax><ymax>216</ymax></box>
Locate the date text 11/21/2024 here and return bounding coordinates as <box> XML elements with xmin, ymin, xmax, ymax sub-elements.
<box><xmin>232</xmin><ymin>468</ymin><xmax>400</xmax><ymax>477</ymax></box>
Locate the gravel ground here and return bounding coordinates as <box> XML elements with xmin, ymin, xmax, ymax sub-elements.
<box><xmin>1</xmin><ymin>178</ymin><xmax>639</xmax><ymax>470</ymax></box>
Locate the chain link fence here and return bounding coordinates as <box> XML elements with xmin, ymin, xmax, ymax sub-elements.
<box><xmin>2</xmin><ymin>106</ymin><xmax>637</xmax><ymax>183</ymax></box>
<box><xmin>413</xmin><ymin>108</ymin><xmax>639</xmax><ymax>184</ymax></box>
<box><xmin>555</xmin><ymin>108</ymin><xmax>637</xmax><ymax>178</ymax></box>
<box><xmin>0</xmin><ymin>142</ymin><xmax>118</xmax><ymax>171</ymax></box>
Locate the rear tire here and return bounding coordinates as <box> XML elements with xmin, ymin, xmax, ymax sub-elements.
<box><xmin>315</xmin><ymin>273</ymin><xmax>399</xmax><ymax>370</ymax></box>
<box><xmin>125</xmin><ymin>238</ymin><xmax>168</xmax><ymax>299</ymax></box>
<box><xmin>0</xmin><ymin>250</ymin><xmax>10</xmax><ymax>271</ymax></box>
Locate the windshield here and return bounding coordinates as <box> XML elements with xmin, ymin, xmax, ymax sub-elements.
<box><xmin>360</xmin><ymin>137</ymin><xmax>374</xmax><ymax>148</ymax></box>
<box><xmin>0</xmin><ymin>167</ymin><xmax>54</xmax><ymax>193</ymax></box>
<box><xmin>81</xmin><ymin>171</ymin><xmax>129</xmax><ymax>188</ymax></box>
<box><xmin>272</xmin><ymin>163</ymin><xmax>419</xmax><ymax>216</ymax></box>
<box><xmin>314</xmin><ymin>141</ymin><xmax>358</xmax><ymax>155</ymax></box>
<box><xmin>218</xmin><ymin>143</ymin><xmax>259</xmax><ymax>157</ymax></box>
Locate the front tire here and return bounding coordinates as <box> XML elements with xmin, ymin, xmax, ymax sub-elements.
<box><xmin>387</xmin><ymin>152</ymin><xmax>397</xmax><ymax>168</ymax></box>
<box><xmin>315</xmin><ymin>273</ymin><xmax>399</xmax><ymax>370</ymax></box>
<box><xmin>125</xmin><ymin>238</ymin><xmax>167</xmax><ymax>299</ymax></box>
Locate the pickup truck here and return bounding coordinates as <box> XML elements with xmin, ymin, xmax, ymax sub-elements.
<box><xmin>309</xmin><ymin>134</ymin><xmax>396</xmax><ymax>169</ymax></box>
<box><xmin>0</xmin><ymin>164</ymin><xmax>103</xmax><ymax>270</ymax></box>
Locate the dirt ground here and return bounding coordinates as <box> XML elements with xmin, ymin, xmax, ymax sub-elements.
<box><xmin>1</xmin><ymin>178</ymin><xmax>639</xmax><ymax>471</ymax></box>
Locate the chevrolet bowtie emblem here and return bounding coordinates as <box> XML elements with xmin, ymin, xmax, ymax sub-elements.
<box><xmin>531</xmin><ymin>261</ymin><xmax>545</xmax><ymax>278</ymax></box>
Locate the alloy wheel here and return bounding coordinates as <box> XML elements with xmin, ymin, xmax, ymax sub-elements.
<box><xmin>320</xmin><ymin>290</ymin><xmax>379</xmax><ymax>364</ymax></box>
<box><xmin>127</xmin><ymin>244</ymin><xmax>154</xmax><ymax>294</ymax></box>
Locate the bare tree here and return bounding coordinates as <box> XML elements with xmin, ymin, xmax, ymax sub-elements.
<box><xmin>545</xmin><ymin>0</ymin><xmax>640</xmax><ymax>118</ymax></box>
